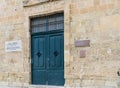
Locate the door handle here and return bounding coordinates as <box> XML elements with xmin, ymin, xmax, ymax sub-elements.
<box><xmin>36</xmin><ymin>51</ymin><xmax>42</xmax><ymax>58</ymax></box>
<box><xmin>54</xmin><ymin>51</ymin><xmax>59</xmax><ymax>57</ymax></box>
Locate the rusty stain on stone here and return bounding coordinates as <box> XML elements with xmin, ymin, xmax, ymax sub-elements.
<box><xmin>80</xmin><ymin>50</ymin><xmax>86</xmax><ymax>58</ymax></box>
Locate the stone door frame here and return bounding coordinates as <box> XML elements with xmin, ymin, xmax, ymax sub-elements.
<box><xmin>26</xmin><ymin>7</ymin><xmax>70</xmax><ymax>86</ymax></box>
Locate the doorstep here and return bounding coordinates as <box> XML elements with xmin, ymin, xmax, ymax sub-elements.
<box><xmin>29</xmin><ymin>85</ymin><xmax>64</xmax><ymax>88</ymax></box>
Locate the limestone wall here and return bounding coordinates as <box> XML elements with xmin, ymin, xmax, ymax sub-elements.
<box><xmin>0</xmin><ymin>0</ymin><xmax>30</xmax><ymax>87</ymax></box>
<box><xmin>0</xmin><ymin>0</ymin><xmax>120</xmax><ymax>88</ymax></box>
<box><xmin>65</xmin><ymin>0</ymin><xmax>120</xmax><ymax>88</ymax></box>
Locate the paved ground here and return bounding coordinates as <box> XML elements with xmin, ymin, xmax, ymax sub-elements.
<box><xmin>0</xmin><ymin>85</ymin><xmax>64</xmax><ymax>88</ymax></box>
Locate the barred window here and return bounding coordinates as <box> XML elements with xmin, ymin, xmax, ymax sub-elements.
<box><xmin>31</xmin><ymin>13</ymin><xmax>64</xmax><ymax>34</ymax></box>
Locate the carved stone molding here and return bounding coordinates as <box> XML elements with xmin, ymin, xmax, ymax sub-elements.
<box><xmin>23</xmin><ymin>0</ymin><xmax>60</xmax><ymax>7</ymax></box>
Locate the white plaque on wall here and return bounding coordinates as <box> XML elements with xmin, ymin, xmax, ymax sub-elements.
<box><xmin>5</xmin><ymin>40</ymin><xmax>22</xmax><ymax>52</ymax></box>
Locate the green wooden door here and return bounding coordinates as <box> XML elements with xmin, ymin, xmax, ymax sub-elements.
<box><xmin>31</xmin><ymin>33</ymin><xmax>64</xmax><ymax>85</ymax></box>
<box><xmin>31</xmin><ymin>13</ymin><xmax>64</xmax><ymax>86</ymax></box>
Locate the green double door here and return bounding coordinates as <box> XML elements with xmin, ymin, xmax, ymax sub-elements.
<box><xmin>31</xmin><ymin>32</ymin><xmax>64</xmax><ymax>86</ymax></box>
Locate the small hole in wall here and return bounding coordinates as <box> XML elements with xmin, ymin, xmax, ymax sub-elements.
<box><xmin>73</xmin><ymin>67</ymin><xmax>74</xmax><ymax>69</ymax></box>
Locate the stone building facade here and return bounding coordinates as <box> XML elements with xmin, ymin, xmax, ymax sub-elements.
<box><xmin>0</xmin><ymin>0</ymin><xmax>120</xmax><ymax>88</ymax></box>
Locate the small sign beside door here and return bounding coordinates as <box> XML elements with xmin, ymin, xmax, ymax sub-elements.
<box><xmin>5</xmin><ymin>40</ymin><xmax>22</xmax><ymax>52</ymax></box>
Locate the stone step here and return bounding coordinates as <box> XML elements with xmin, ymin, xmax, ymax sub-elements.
<box><xmin>29</xmin><ymin>85</ymin><xmax>64</xmax><ymax>88</ymax></box>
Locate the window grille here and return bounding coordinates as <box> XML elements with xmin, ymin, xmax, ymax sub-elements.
<box><xmin>31</xmin><ymin>13</ymin><xmax>64</xmax><ymax>34</ymax></box>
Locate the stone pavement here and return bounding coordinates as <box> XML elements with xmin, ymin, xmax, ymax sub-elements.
<box><xmin>0</xmin><ymin>85</ymin><xmax>64</xmax><ymax>88</ymax></box>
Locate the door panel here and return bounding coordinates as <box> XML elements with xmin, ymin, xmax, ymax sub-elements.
<box><xmin>32</xmin><ymin>38</ymin><xmax>39</xmax><ymax>67</ymax></box>
<box><xmin>47</xmin><ymin>33</ymin><xmax>64</xmax><ymax>85</ymax></box>
<box><xmin>38</xmin><ymin>37</ymin><xmax>45</xmax><ymax>69</ymax></box>
<box><xmin>32</xmin><ymin>70</ymin><xmax>47</xmax><ymax>85</ymax></box>
<box><xmin>55</xmin><ymin>35</ymin><xmax>63</xmax><ymax>67</ymax></box>
<box><xmin>32</xmin><ymin>36</ymin><xmax>46</xmax><ymax>84</ymax></box>
<box><xmin>48</xmin><ymin>34</ymin><xmax>64</xmax><ymax>70</ymax></box>
<box><xmin>32</xmin><ymin>36</ymin><xmax>46</xmax><ymax>69</ymax></box>
<box><xmin>49</xmin><ymin>36</ymin><xmax>55</xmax><ymax>67</ymax></box>
<box><xmin>47</xmin><ymin>70</ymin><xmax>64</xmax><ymax>85</ymax></box>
